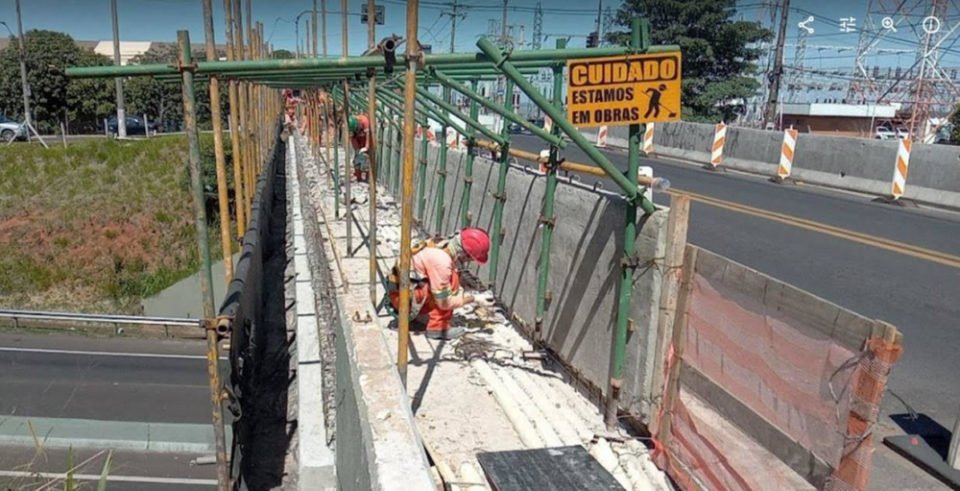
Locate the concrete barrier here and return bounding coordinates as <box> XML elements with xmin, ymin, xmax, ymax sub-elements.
<box><xmin>638</xmin><ymin>121</ymin><xmax>960</xmax><ymax>208</ymax></box>
<box><xmin>414</xmin><ymin>141</ymin><xmax>668</xmax><ymax>419</ymax></box>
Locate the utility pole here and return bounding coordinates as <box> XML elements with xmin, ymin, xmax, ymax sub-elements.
<box><xmin>312</xmin><ymin>0</ymin><xmax>318</xmax><ymax>57</ymax></box>
<box><xmin>500</xmin><ymin>0</ymin><xmax>508</xmax><ymax>46</ymax></box>
<box><xmin>532</xmin><ymin>1</ymin><xmax>542</xmax><ymax>50</ymax></box>
<box><xmin>763</xmin><ymin>0</ymin><xmax>790</xmax><ymax>127</ymax></box>
<box><xmin>110</xmin><ymin>0</ymin><xmax>126</xmax><ymax>138</ymax></box>
<box><xmin>11</xmin><ymin>0</ymin><xmax>30</xmax><ymax>131</ymax></box>
<box><xmin>321</xmin><ymin>0</ymin><xmax>327</xmax><ymax>56</ymax></box>
<box><xmin>444</xmin><ymin>0</ymin><xmax>464</xmax><ymax>54</ymax></box>
<box><xmin>595</xmin><ymin>0</ymin><xmax>602</xmax><ymax>41</ymax></box>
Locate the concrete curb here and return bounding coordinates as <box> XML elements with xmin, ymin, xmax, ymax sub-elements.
<box><xmin>287</xmin><ymin>137</ymin><xmax>337</xmax><ymax>490</ymax></box>
<box><xmin>0</xmin><ymin>416</ymin><xmax>228</xmax><ymax>454</ymax></box>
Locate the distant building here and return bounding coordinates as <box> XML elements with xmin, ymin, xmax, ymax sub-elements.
<box><xmin>780</xmin><ymin>103</ymin><xmax>901</xmax><ymax>138</ymax></box>
<box><xmin>0</xmin><ymin>39</ymin><xmax>227</xmax><ymax>64</ymax></box>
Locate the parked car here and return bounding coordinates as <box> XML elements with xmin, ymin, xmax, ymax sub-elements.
<box><xmin>874</xmin><ymin>126</ymin><xmax>896</xmax><ymax>140</ymax></box>
<box><xmin>107</xmin><ymin>115</ymin><xmax>157</xmax><ymax>136</ymax></box>
<box><xmin>895</xmin><ymin>127</ymin><xmax>910</xmax><ymax>139</ymax></box>
<box><xmin>0</xmin><ymin>114</ymin><xmax>27</xmax><ymax>142</ymax></box>
<box><xmin>508</xmin><ymin>122</ymin><xmax>524</xmax><ymax>134</ymax></box>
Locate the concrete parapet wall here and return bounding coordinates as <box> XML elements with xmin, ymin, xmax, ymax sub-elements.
<box><xmin>412</xmin><ymin>141</ymin><xmax>668</xmax><ymax>418</ymax></box>
<box><xmin>296</xmin><ymin>141</ymin><xmax>435</xmax><ymax>491</ymax></box>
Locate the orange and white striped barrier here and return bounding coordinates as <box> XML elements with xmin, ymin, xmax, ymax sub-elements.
<box><xmin>544</xmin><ymin>115</ymin><xmax>552</xmax><ymax>133</ymax></box>
<box><xmin>426</xmin><ymin>128</ymin><xmax>436</xmax><ymax>142</ymax></box>
<box><xmin>710</xmin><ymin>122</ymin><xmax>726</xmax><ymax>167</ymax></box>
<box><xmin>597</xmin><ymin>125</ymin><xmax>608</xmax><ymax>148</ymax></box>
<box><xmin>891</xmin><ymin>139</ymin><xmax>912</xmax><ymax>199</ymax></box>
<box><xmin>777</xmin><ymin>128</ymin><xmax>798</xmax><ymax>180</ymax></box>
<box><xmin>643</xmin><ymin>123</ymin><xmax>655</xmax><ymax>154</ymax></box>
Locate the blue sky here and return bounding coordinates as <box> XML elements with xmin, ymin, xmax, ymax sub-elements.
<box><xmin>0</xmin><ymin>0</ymin><xmax>952</xmax><ymax>70</ymax></box>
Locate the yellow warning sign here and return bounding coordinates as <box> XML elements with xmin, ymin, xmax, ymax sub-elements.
<box><xmin>567</xmin><ymin>52</ymin><xmax>682</xmax><ymax>128</ymax></box>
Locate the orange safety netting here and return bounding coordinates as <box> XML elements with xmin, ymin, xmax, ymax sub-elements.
<box><xmin>655</xmin><ymin>272</ymin><xmax>901</xmax><ymax>490</ymax></box>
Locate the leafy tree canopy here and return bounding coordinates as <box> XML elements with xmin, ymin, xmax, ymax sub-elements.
<box><xmin>0</xmin><ymin>30</ymin><xmax>114</xmax><ymax>133</ymax></box>
<box><xmin>272</xmin><ymin>49</ymin><xmax>294</xmax><ymax>59</ymax></box>
<box><xmin>607</xmin><ymin>0</ymin><xmax>772</xmax><ymax>122</ymax></box>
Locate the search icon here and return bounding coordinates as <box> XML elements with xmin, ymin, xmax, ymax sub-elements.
<box><xmin>882</xmin><ymin>16</ymin><xmax>897</xmax><ymax>32</ymax></box>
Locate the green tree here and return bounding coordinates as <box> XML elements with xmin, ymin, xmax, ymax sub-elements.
<box><xmin>607</xmin><ymin>0</ymin><xmax>771</xmax><ymax>122</ymax></box>
<box><xmin>948</xmin><ymin>106</ymin><xmax>960</xmax><ymax>144</ymax></box>
<box><xmin>0</xmin><ymin>30</ymin><xmax>115</xmax><ymax>133</ymax></box>
<box><xmin>65</xmin><ymin>49</ymin><xmax>116</xmax><ymax>134</ymax></box>
<box><xmin>126</xmin><ymin>43</ymin><xmax>227</xmax><ymax>130</ymax></box>
<box><xmin>272</xmin><ymin>49</ymin><xmax>294</xmax><ymax>59</ymax></box>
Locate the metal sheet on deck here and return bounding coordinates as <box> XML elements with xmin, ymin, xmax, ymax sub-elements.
<box><xmin>477</xmin><ymin>445</ymin><xmax>624</xmax><ymax>491</ymax></box>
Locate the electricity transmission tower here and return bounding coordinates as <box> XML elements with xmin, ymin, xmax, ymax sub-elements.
<box><xmin>847</xmin><ymin>0</ymin><xmax>960</xmax><ymax>141</ymax></box>
<box><xmin>532</xmin><ymin>1</ymin><xmax>543</xmax><ymax>50</ymax></box>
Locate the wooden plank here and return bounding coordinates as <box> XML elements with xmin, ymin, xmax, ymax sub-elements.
<box><xmin>656</xmin><ymin>245</ymin><xmax>698</xmax><ymax>448</ymax></box>
<box><xmin>680</xmin><ymin>364</ymin><xmax>832</xmax><ymax>488</ymax></box>
<box><xmin>476</xmin><ymin>446</ymin><xmax>624</xmax><ymax>491</ymax></box>
<box><xmin>649</xmin><ymin>194</ymin><xmax>690</xmax><ymax>434</ymax></box>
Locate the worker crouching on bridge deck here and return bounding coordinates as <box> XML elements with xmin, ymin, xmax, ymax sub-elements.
<box><xmin>387</xmin><ymin>228</ymin><xmax>491</xmax><ymax>340</ymax></box>
<box><xmin>348</xmin><ymin>115</ymin><xmax>371</xmax><ymax>182</ymax></box>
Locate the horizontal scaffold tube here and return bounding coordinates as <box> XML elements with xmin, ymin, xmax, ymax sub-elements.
<box><xmin>66</xmin><ymin>45</ymin><xmax>678</xmax><ymax>78</ymax></box>
<box><xmin>473</xmin><ymin>139</ymin><xmax>666</xmax><ymax>189</ymax></box>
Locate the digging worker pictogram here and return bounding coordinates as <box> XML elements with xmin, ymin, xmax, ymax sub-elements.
<box><xmin>644</xmin><ymin>84</ymin><xmax>667</xmax><ymax>119</ymax></box>
<box><xmin>348</xmin><ymin>114</ymin><xmax>371</xmax><ymax>182</ymax></box>
<box><xmin>387</xmin><ymin>228</ymin><xmax>492</xmax><ymax>340</ymax></box>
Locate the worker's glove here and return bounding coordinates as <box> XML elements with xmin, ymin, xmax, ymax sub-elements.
<box><xmin>359</xmin><ymin>147</ymin><xmax>368</xmax><ymax>154</ymax></box>
<box><xmin>474</xmin><ymin>291</ymin><xmax>496</xmax><ymax>307</ymax></box>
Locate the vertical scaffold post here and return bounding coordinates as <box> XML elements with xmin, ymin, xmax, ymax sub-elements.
<box><xmin>331</xmin><ymin>87</ymin><xmax>341</xmax><ymax>218</ymax></box>
<box><xmin>433</xmin><ymin>85</ymin><xmax>451</xmax><ymax>232</ymax></box>
<box><xmin>176</xmin><ymin>30</ymin><xmax>226</xmax><ymax>491</ymax></box>
<box><xmin>367</xmin><ymin>0</ymin><xmax>379</xmax><ymax>306</ymax></box>
<box><xmin>222</xmin><ymin>0</ymin><xmax>245</xmax><ymax>239</ymax></box>
<box><xmin>397</xmin><ymin>0</ymin><xmax>422</xmax><ymax>387</ymax></box>
<box><xmin>342</xmin><ymin>77</ymin><xmax>353</xmax><ymax>256</ymax></box>
<box><xmin>606</xmin><ymin>17</ymin><xmax>651</xmax><ymax>430</ymax></box>
<box><xmin>487</xmin><ymin>80</ymin><xmax>514</xmax><ymax>286</ymax></box>
<box><xmin>461</xmin><ymin>79</ymin><xmax>480</xmax><ymax>228</ymax></box>
<box><xmin>202</xmin><ymin>0</ymin><xmax>234</xmax><ymax>283</ymax></box>
<box><xmin>534</xmin><ymin>38</ymin><xmax>567</xmax><ymax>342</ymax></box>
<box><xmin>416</xmin><ymin>110</ymin><xmax>430</xmax><ymax>224</ymax></box>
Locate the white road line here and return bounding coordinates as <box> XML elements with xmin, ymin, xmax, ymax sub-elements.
<box><xmin>0</xmin><ymin>470</ymin><xmax>217</xmax><ymax>485</ymax></box>
<box><xmin>0</xmin><ymin>346</ymin><xmax>222</xmax><ymax>360</ymax></box>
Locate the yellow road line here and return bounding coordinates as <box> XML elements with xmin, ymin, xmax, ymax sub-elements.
<box><xmin>668</xmin><ymin>188</ymin><xmax>960</xmax><ymax>270</ymax></box>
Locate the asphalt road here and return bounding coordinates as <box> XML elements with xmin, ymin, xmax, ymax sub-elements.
<box><xmin>510</xmin><ymin>134</ymin><xmax>960</xmax><ymax>488</ymax></box>
<box><xmin>0</xmin><ymin>331</ymin><xmax>219</xmax><ymax>489</ymax></box>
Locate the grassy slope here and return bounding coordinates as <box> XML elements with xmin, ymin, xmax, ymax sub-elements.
<box><xmin>0</xmin><ymin>135</ymin><xmax>229</xmax><ymax>313</ymax></box>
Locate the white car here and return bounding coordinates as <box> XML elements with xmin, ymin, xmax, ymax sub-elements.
<box><xmin>895</xmin><ymin>127</ymin><xmax>910</xmax><ymax>139</ymax></box>
<box><xmin>875</xmin><ymin>127</ymin><xmax>896</xmax><ymax>140</ymax></box>
<box><xmin>0</xmin><ymin>114</ymin><xmax>26</xmax><ymax>142</ymax></box>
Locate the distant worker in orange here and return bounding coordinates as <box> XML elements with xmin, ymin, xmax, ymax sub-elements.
<box><xmin>387</xmin><ymin>228</ymin><xmax>492</xmax><ymax>340</ymax></box>
<box><xmin>348</xmin><ymin>114</ymin><xmax>371</xmax><ymax>182</ymax></box>
<box><xmin>282</xmin><ymin>89</ymin><xmax>301</xmax><ymax>133</ymax></box>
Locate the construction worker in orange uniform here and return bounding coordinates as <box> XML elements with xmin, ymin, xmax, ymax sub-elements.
<box><xmin>388</xmin><ymin>228</ymin><xmax>491</xmax><ymax>340</ymax></box>
<box><xmin>348</xmin><ymin>115</ymin><xmax>371</xmax><ymax>182</ymax></box>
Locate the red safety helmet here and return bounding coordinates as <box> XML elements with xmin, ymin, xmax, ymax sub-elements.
<box><xmin>460</xmin><ymin>227</ymin><xmax>490</xmax><ymax>264</ymax></box>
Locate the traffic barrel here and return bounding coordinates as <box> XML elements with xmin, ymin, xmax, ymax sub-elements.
<box><xmin>597</xmin><ymin>125</ymin><xmax>608</xmax><ymax>148</ymax></box>
<box><xmin>777</xmin><ymin>128</ymin><xmax>798</xmax><ymax>180</ymax></box>
<box><xmin>710</xmin><ymin>122</ymin><xmax>726</xmax><ymax>168</ymax></box>
<box><xmin>891</xmin><ymin>139</ymin><xmax>912</xmax><ymax>199</ymax></box>
<box><xmin>643</xmin><ymin>123</ymin><xmax>655</xmax><ymax>155</ymax></box>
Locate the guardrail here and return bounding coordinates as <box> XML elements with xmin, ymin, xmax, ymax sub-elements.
<box><xmin>0</xmin><ymin>309</ymin><xmax>202</xmax><ymax>336</ymax></box>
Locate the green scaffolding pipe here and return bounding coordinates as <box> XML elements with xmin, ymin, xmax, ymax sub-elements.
<box><xmin>475</xmin><ymin>36</ymin><xmax>656</xmax><ymax>214</ymax></box>
<box><xmin>429</xmin><ymin>68</ymin><xmax>564</xmax><ymax>148</ymax></box>
<box><xmin>432</xmin><ymin>85</ymin><xmax>451</xmax><ymax>232</ymax></box>
<box><xmin>486</xmin><ymin>79</ymin><xmax>514</xmax><ymax>286</ymax></box>
<box><xmin>68</xmin><ymin>45</ymin><xmax>674</xmax><ymax>78</ymax></box>
<box><xmin>535</xmin><ymin>40</ymin><xmax>567</xmax><ymax>343</ymax></box>
<box><xmin>416</xmin><ymin>126</ymin><xmax>430</xmax><ymax>224</ymax></box>
<box><xmin>460</xmin><ymin>79</ymin><xmax>480</xmax><ymax>228</ymax></box>
<box><xmin>609</xmin><ymin>17</ymin><xmax>652</xmax><ymax>429</ymax></box>
<box><xmin>416</xmin><ymin>86</ymin><xmax>504</xmax><ymax>145</ymax></box>
<box><xmin>331</xmin><ymin>88</ymin><xmax>341</xmax><ymax>218</ymax></box>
